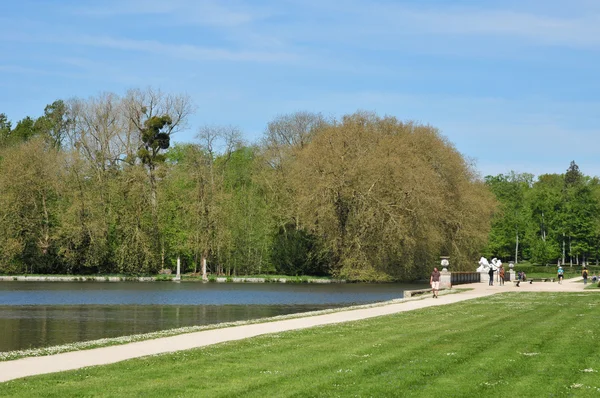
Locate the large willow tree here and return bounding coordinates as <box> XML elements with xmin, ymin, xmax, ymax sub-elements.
<box><xmin>273</xmin><ymin>112</ymin><xmax>495</xmax><ymax>280</ymax></box>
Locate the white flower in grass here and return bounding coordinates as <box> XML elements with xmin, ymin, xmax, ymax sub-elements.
<box><xmin>446</xmin><ymin>352</ymin><xmax>457</xmax><ymax>356</ymax></box>
<box><xmin>581</xmin><ymin>368</ymin><xmax>596</xmax><ymax>373</ymax></box>
<box><xmin>570</xmin><ymin>383</ymin><xmax>583</xmax><ymax>389</ymax></box>
<box><xmin>520</xmin><ymin>352</ymin><xmax>539</xmax><ymax>356</ymax></box>
<box><xmin>260</xmin><ymin>370</ymin><xmax>281</xmax><ymax>375</ymax></box>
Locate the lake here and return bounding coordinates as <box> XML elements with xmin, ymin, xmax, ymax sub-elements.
<box><xmin>0</xmin><ymin>281</ymin><xmax>423</xmax><ymax>352</ymax></box>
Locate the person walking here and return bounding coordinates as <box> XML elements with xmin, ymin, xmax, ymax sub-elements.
<box><xmin>557</xmin><ymin>266</ymin><xmax>564</xmax><ymax>284</ymax></box>
<box><xmin>430</xmin><ymin>267</ymin><xmax>441</xmax><ymax>298</ymax></box>
<box><xmin>499</xmin><ymin>266</ymin><xmax>505</xmax><ymax>286</ymax></box>
<box><xmin>582</xmin><ymin>267</ymin><xmax>588</xmax><ymax>285</ymax></box>
<box><xmin>488</xmin><ymin>267</ymin><xmax>495</xmax><ymax>286</ymax></box>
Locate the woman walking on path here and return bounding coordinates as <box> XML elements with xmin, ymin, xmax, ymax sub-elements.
<box><xmin>582</xmin><ymin>268</ymin><xmax>588</xmax><ymax>284</ymax></box>
<box><xmin>488</xmin><ymin>267</ymin><xmax>495</xmax><ymax>286</ymax></box>
<box><xmin>499</xmin><ymin>266</ymin><xmax>505</xmax><ymax>286</ymax></box>
<box><xmin>430</xmin><ymin>267</ymin><xmax>440</xmax><ymax>298</ymax></box>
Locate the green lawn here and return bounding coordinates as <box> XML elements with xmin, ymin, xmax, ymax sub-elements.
<box><xmin>1</xmin><ymin>292</ymin><xmax>599</xmax><ymax>397</ymax></box>
<box><xmin>526</xmin><ymin>272</ymin><xmax>579</xmax><ymax>279</ymax></box>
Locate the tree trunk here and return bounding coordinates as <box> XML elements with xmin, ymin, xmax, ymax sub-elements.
<box><xmin>201</xmin><ymin>251</ymin><xmax>207</xmax><ymax>281</ymax></box>
<box><xmin>40</xmin><ymin>192</ymin><xmax>50</xmax><ymax>256</ymax></box>
<box><xmin>569</xmin><ymin>237</ymin><xmax>572</xmax><ymax>267</ymax></box>
<box><xmin>541</xmin><ymin>212</ymin><xmax>546</xmax><ymax>241</ymax></box>
<box><xmin>562</xmin><ymin>234</ymin><xmax>565</xmax><ymax>265</ymax></box>
<box><xmin>161</xmin><ymin>238</ymin><xmax>165</xmax><ymax>270</ymax></box>
<box><xmin>515</xmin><ymin>230</ymin><xmax>519</xmax><ymax>264</ymax></box>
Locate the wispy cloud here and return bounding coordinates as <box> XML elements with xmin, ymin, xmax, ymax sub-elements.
<box><xmin>70</xmin><ymin>0</ymin><xmax>268</xmax><ymax>28</ymax></box>
<box><xmin>68</xmin><ymin>35</ymin><xmax>299</xmax><ymax>63</ymax></box>
<box><xmin>395</xmin><ymin>7</ymin><xmax>600</xmax><ymax>48</ymax></box>
<box><xmin>276</xmin><ymin>0</ymin><xmax>600</xmax><ymax>51</ymax></box>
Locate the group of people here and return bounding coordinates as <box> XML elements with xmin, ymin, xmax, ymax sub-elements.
<box><xmin>429</xmin><ymin>261</ymin><xmax>597</xmax><ymax>299</ymax></box>
<box><xmin>561</xmin><ymin>266</ymin><xmax>597</xmax><ymax>284</ymax></box>
<box><xmin>487</xmin><ymin>265</ymin><xmax>506</xmax><ymax>286</ymax></box>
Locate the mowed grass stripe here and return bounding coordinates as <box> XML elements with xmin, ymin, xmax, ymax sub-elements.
<box><xmin>0</xmin><ymin>292</ymin><xmax>599</xmax><ymax>397</ymax></box>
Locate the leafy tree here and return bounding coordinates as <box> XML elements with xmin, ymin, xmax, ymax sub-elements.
<box><xmin>565</xmin><ymin>160</ymin><xmax>582</xmax><ymax>186</ymax></box>
<box><xmin>485</xmin><ymin>172</ymin><xmax>533</xmax><ymax>263</ymax></box>
<box><xmin>218</xmin><ymin>147</ymin><xmax>274</xmax><ymax>275</ymax></box>
<box><xmin>527</xmin><ymin>174</ymin><xmax>562</xmax><ymax>265</ymax></box>
<box><xmin>0</xmin><ymin>139</ymin><xmax>63</xmax><ymax>273</ymax></box>
<box><xmin>137</xmin><ymin>114</ymin><xmax>172</xmax><ymax>210</ymax></box>
<box><xmin>0</xmin><ymin>113</ymin><xmax>11</xmax><ymax>146</ymax></box>
<box><xmin>271</xmin><ymin>226</ymin><xmax>329</xmax><ymax>276</ymax></box>
<box><xmin>192</xmin><ymin>125</ymin><xmax>243</xmax><ymax>276</ymax></box>
<box><xmin>279</xmin><ymin>112</ymin><xmax>495</xmax><ymax>280</ymax></box>
<box><xmin>34</xmin><ymin>100</ymin><xmax>72</xmax><ymax>149</ymax></box>
<box><xmin>55</xmin><ymin>151</ymin><xmax>115</xmax><ymax>274</ymax></box>
<box><xmin>9</xmin><ymin>116</ymin><xmax>38</xmax><ymax>144</ymax></box>
<box><xmin>560</xmin><ymin>163</ymin><xmax>598</xmax><ymax>266</ymax></box>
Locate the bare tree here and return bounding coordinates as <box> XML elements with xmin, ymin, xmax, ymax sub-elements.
<box><xmin>193</xmin><ymin>125</ymin><xmax>243</xmax><ymax>278</ymax></box>
<box><xmin>122</xmin><ymin>87</ymin><xmax>195</xmax><ymax>211</ymax></box>
<box><xmin>262</xmin><ymin>111</ymin><xmax>328</xmax><ymax>169</ymax></box>
<box><xmin>67</xmin><ymin>93</ymin><xmax>130</xmax><ymax>172</ymax></box>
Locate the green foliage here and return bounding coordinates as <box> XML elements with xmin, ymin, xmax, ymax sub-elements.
<box><xmin>271</xmin><ymin>226</ymin><xmax>330</xmax><ymax>276</ymax></box>
<box><xmin>137</xmin><ymin>115</ymin><xmax>172</xmax><ymax>166</ymax></box>
<box><xmin>35</xmin><ymin>100</ymin><xmax>72</xmax><ymax>149</ymax></box>
<box><xmin>0</xmin><ymin>100</ymin><xmax>498</xmax><ymax>281</ymax></box>
<box><xmin>280</xmin><ymin>113</ymin><xmax>495</xmax><ymax>280</ymax></box>
<box><xmin>0</xmin><ymin>113</ymin><xmax>11</xmax><ymax>147</ymax></box>
<box><xmin>0</xmin><ymin>138</ymin><xmax>63</xmax><ymax>273</ymax></box>
<box><xmin>484</xmin><ymin>172</ymin><xmax>532</xmax><ymax>261</ymax></box>
<box><xmin>485</xmin><ymin>162</ymin><xmax>600</xmax><ymax>267</ymax></box>
<box><xmin>512</xmin><ymin>264</ymin><xmax>534</xmax><ymax>274</ymax></box>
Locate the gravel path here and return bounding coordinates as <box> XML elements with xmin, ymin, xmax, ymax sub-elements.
<box><xmin>0</xmin><ymin>276</ymin><xmax>594</xmax><ymax>382</ymax></box>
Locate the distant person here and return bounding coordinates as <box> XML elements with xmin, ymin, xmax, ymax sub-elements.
<box><xmin>592</xmin><ymin>274</ymin><xmax>598</xmax><ymax>283</ymax></box>
<box><xmin>430</xmin><ymin>267</ymin><xmax>441</xmax><ymax>298</ymax></box>
<box><xmin>488</xmin><ymin>267</ymin><xmax>495</xmax><ymax>286</ymax></box>
<box><xmin>582</xmin><ymin>268</ymin><xmax>588</xmax><ymax>285</ymax></box>
<box><xmin>515</xmin><ymin>271</ymin><xmax>521</xmax><ymax>287</ymax></box>
<box><xmin>499</xmin><ymin>266</ymin><xmax>505</xmax><ymax>286</ymax></box>
<box><xmin>557</xmin><ymin>266</ymin><xmax>564</xmax><ymax>284</ymax></box>
<box><xmin>522</xmin><ymin>272</ymin><xmax>527</xmax><ymax>282</ymax></box>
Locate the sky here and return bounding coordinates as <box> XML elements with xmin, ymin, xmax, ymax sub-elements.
<box><xmin>1</xmin><ymin>0</ymin><xmax>599</xmax><ymax>178</ymax></box>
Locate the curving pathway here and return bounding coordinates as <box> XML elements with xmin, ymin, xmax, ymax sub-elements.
<box><xmin>0</xmin><ymin>277</ymin><xmax>595</xmax><ymax>382</ymax></box>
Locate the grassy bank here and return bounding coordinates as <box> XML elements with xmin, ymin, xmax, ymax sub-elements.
<box><xmin>1</xmin><ymin>292</ymin><xmax>599</xmax><ymax>397</ymax></box>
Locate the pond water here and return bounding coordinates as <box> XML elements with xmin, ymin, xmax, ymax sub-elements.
<box><xmin>0</xmin><ymin>281</ymin><xmax>423</xmax><ymax>352</ymax></box>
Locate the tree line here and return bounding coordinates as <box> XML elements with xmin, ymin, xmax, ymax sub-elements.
<box><xmin>484</xmin><ymin>162</ymin><xmax>600</xmax><ymax>266</ymax></box>
<box><xmin>0</xmin><ymin>88</ymin><xmax>495</xmax><ymax>281</ymax></box>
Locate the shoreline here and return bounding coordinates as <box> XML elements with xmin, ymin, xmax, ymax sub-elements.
<box><xmin>0</xmin><ymin>275</ymin><xmax>346</xmax><ymax>283</ymax></box>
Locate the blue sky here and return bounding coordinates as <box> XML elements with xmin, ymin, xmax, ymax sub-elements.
<box><xmin>1</xmin><ymin>0</ymin><xmax>599</xmax><ymax>178</ymax></box>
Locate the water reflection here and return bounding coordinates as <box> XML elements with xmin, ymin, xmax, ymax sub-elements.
<box><xmin>0</xmin><ymin>304</ymin><xmax>339</xmax><ymax>352</ymax></box>
<box><xmin>0</xmin><ymin>281</ymin><xmax>423</xmax><ymax>352</ymax></box>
